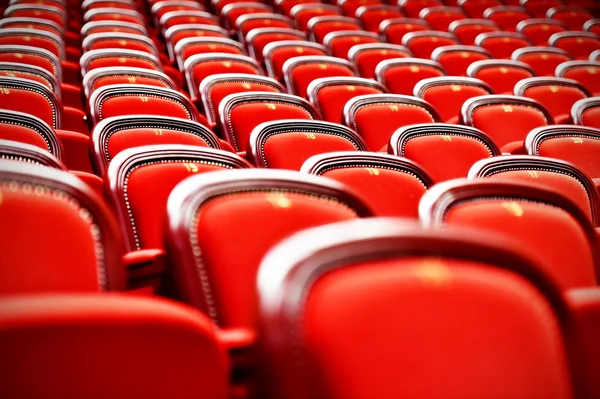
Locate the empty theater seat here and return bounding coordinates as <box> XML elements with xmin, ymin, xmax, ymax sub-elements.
<box><xmin>448</xmin><ymin>19</ymin><xmax>499</xmax><ymax>46</ymax></box>
<box><xmin>282</xmin><ymin>55</ymin><xmax>357</xmax><ymax>99</ymax></box>
<box><xmin>517</xmin><ymin>19</ymin><xmax>567</xmax><ymax>46</ymax></box>
<box><xmin>0</xmin><ymin>110</ymin><xmax>63</xmax><ymax>158</ymax></box>
<box><xmin>356</xmin><ymin>5</ymin><xmax>405</xmax><ymax>32</ymax></box>
<box><xmin>379</xmin><ymin>18</ymin><xmax>431</xmax><ymax>45</ymax></box>
<box><xmin>349</xmin><ymin>43</ymin><xmax>412</xmax><ymax>79</ymax></box>
<box><xmin>301</xmin><ymin>152</ymin><xmax>433</xmax><ymax>217</ymax></box>
<box><xmin>549</xmin><ymin>32</ymin><xmax>600</xmax><ymax>61</ymax></box>
<box><xmin>555</xmin><ymin>61</ymin><xmax>600</xmax><ymax>96</ymax></box>
<box><xmin>431</xmin><ymin>45</ymin><xmax>491</xmax><ymax>76</ymax></box>
<box><xmin>82</xmin><ymin>66</ymin><xmax>177</xmax><ymax>98</ymax></box>
<box><xmin>483</xmin><ymin>6</ymin><xmax>530</xmax><ymax>32</ymax></box>
<box><xmin>572</xmin><ymin>98</ymin><xmax>600</xmax><ymax>129</ymax></box>
<box><xmin>475</xmin><ymin>31</ymin><xmax>531</xmax><ymax>59</ymax></box>
<box><xmin>401</xmin><ymin>30</ymin><xmax>459</xmax><ymax>58</ymax></box>
<box><xmin>512</xmin><ymin>46</ymin><xmax>572</xmax><ymax>77</ymax></box>
<box><xmin>467</xmin><ymin>60</ymin><xmax>535</xmax><ymax>94</ymax></box>
<box><xmin>376</xmin><ymin>58</ymin><xmax>445</xmax><ymax>96</ymax></box>
<box><xmin>263</xmin><ymin>41</ymin><xmax>328</xmax><ymax>82</ymax></box>
<box><xmin>547</xmin><ymin>6</ymin><xmax>594</xmax><ymax>30</ymax></box>
<box><xmin>323</xmin><ymin>30</ymin><xmax>380</xmax><ymax>59</ymax></box>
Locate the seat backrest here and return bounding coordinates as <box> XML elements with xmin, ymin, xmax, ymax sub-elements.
<box><xmin>290</xmin><ymin>4</ymin><xmax>341</xmax><ymax>32</ymax></box>
<box><xmin>91</xmin><ymin>115</ymin><xmax>222</xmax><ymax>176</ymax></box>
<box><xmin>0</xmin><ymin>28</ymin><xmax>65</xmax><ymax>60</ymax></box>
<box><xmin>467</xmin><ymin>59</ymin><xmax>535</xmax><ymax>94</ymax></box>
<box><xmin>431</xmin><ymin>45</ymin><xmax>491</xmax><ymax>76</ymax></box>
<box><xmin>348</xmin><ymin>43</ymin><xmax>412</xmax><ymax>79</ymax></box>
<box><xmin>402</xmin><ymin>30</ymin><xmax>459</xmax><ymax>58</ymax></box>
<box><xmin>277</xmin><ymin>0</ymin><xmax>322</xmax><ymax>17</ymax></box>
<box><xmin>547</xmin><ymin>6</ymin><xmax>594</xmax><ymax>30</ymax></box>
<box><xmin>322</xmin><ymin>30</ymin><xmax>380</xmax><ymax>59</ymax></box>
<box><xmin>461</xmin><ymin>95</ymin><xmax>553</xmax><ymax>151</ymax></box>
<box><xmin>572</xmin><ymin>98</ymin><xmax>600</xmax><ymax>129</ymax></box>
<box><xmin>184</xmin><ymin>53</ymin><xmax>262</xmax><ymax>101</ymax></box>
<box><xmin>159</xmin><ymin>10</ymin><xmax>219</xmax><ymax>32</ymax></box>
<box><xmin>235</xmin><ymin>13</ymin><xmax>293</xmax><ymax>43</ymax></box>
<box><xmin>421</xmin><ymin>179</ymin><xmax>600</xmax><ymax>290</ymax></box>
<box><xmin>0</xmin><ymin>61</ymin><xmax>60</xmax><ymax>97</ymax></box>
<box><xmin>80</xmin><ymin>20</ymin><xmax>148</xmax><ymax>37</ymax></box>
<box><xmin>556</xmin><ymin>61</ymin><xmax>600</xmax><ymax>96</ymax></box>
<box><xmin>307</xmin><ymin>76</ymin><xmax>386</xmax><ymax>124</ymax></box>
<box><xmin>82</xmin><ymin>66</ymin><xmax>176</xmax><ymax>98</ymax></box>
<box><xmin>515</xmin><ymin>77</ymin><xmax>591</xmax><ymax>123</ymax></box>
<box><xmin>249</xmin><ymin>119</ymin><xmax>367</xmax><ymax>170</ymax></box>
<box><xmin>338</xmin><ymin>0</ymin><xmax>381</xmax><ymax>17</ymax></box>
<box><xmin>282</xmin><ymin>55</ymin><xmax>357</xmax><ymax>99</ymax></box>
<box><xmin>4</xmin><ymin>4</ymin><xmax>66</xmax><ymax>27</ymax></box>
<box><xmin>219</xmin><ymin>92</ymin><xmax>320</xmax><ymax>152</ymax></box>
<box><xmin>0</xmin><ymin>139</ymin><xmax>64</xmax><ymax>169</ymax></box>
<box><xmin>199</xmin><ymin>73</ymin><xmax>286</xmax><ymax>128</ymax></box>
<box><xmin>257</xmin><ymin>217</ymin><xmax>576</xmax><ymax>399</ymax></box>
<box><xmin>469</xmin><ymin>155</ymin><xmax>600</xmax><ymax>226</ymax></box>
<box><xmin>414</xmin><ymin>76</ymin><xmax>493</xmax><ymax>124</ymax></box>
<box><xmin>81</xmin><ymin>32</ymin><xmax>158</xmax><ymax>57</ymax></box>
<box><xmin>173</xmin><ymin>37</ymin><xmax>245</xmax><ymax>66</ymax></box>
<box><xmin>301</xmin><ymin>152</ymin><xmax>433</xmax><ymax>217</ymax></box>
<box><xmin>89</xmin><ymin>84</ymin><xmax>200</xmax><ymax>125</ymax></box>
<box><xmin>83</xmin><ymin>7</ymin><xmax>145</xmax><ymax>25</ymax></box>
<box><xmin>356</xmin><ymin>5</ymin><xmax>404</xmax><ymax>32</ymax></box>
<box><xmin>80</xmin><ymin>49</ymin><xmax>163</xmax><ymax>76</ymax></box>
<box><xmin>165</xmin><ymin>169</ymin><xmax>372</xmax><ymax>328</ymax></box>
<box><xmin>165</xmin><ymin>24</ymin><xmax>229</xmax><ymax>61</ymax></box>
<box><xmin>517</xmin><ymin>18</ymin><xmax>568</xmax><ymax>46</ymax></box>
<box><xmin>107</xmin><ymin>145</ymin><xmax>252</xmax><ymax>251</ymax></box>
<box><xmin>0</xmin><ymin>17</ymin><xmax>64</xmax><ymax>37</ymax></box>
<box><xmin>345</xmin><ymin>94</ymin><xmax>440</xmax><ymax>151</ymax></box>
<box><xmin>0</xmin><ymin>45</ymin><xmax>62</xmax><ymax>81</ymax></box>
<box><xmin>448</xmin><ymin>18</ymin><xmax>499</xmax><ymax>45</ymax></box>
<box><xmin>263</xmin><ymin>40</ymin><xmax>328</xmax><ymax>82</ymax></box>
<box><xmin>399</xmin><ymin>0</ymin><xmax>442</xmax><ymax>18</ymax></box>
<box><xmin>0</xmin><ymin>294</ymin><xmax>229</xmax><ymax>398</ymax></box>
<box><xmin>220</xmin><ymin>2</ymin><xmax>273</xmax><ymax>31</ymax></box>
<box><xmin>151</xmin><ymin>0</ymin><xmax>205</xmax><ymax>23</ymax></box>
<box><xmin>245</xmin><ymin>27</ymin><xmax>306</xmax><ymax>62</ymax></box>
<box><xmin>512</xmin><ymin>46</ymin><xmax>572</xmax><ymax>76</ymax></box>
<box><xmin>475</xmin><ymin>31</ymin><xmax>531</xmax><ymax>59</ymax></box>
<box><xmin>376</xmin><ymin>58</ymin><xmax>445</xmax><ymax>96</ymax></box>
<box><xmin>521</xmin><ymin>0</ymin><xmax>563</xmax><ymax>17</ymax></box>
<box><xmin>0</xmin><ymin>161</ymin><xmax>126</xmax><ymax>294</ymax></box>
<box><xmin>483</xmin><ymin>5</ymin><xmax>530</xmax><ymax>32</ymax></box>
<box><xmin>459</xmin><ymin>0</ymin><xmax>502</xmax><ymax>18</ymax></box>
<box><xmin>379</xmin><ymin>17</ymin><xmax>431</xmax><ymax>44</ymax></box>
<box><xmin>526</xmin><ymin>125</ymin><xmax>600</xmax><ymax>179</ymax></box>
<box><xmin>0</xmin><ymin>109</ymin><xmax>62</xmax><ymax>157</ymax></box>
<box><xmin>0</xmin><ymin>76</ymin><xmax>62</xmax><ymax>129</ymax></box>
<box><xmin>389</xmin><ymin>123</ymin><xmax>500</xmax><ymax>181</ymax></box>
<box><xmin>550</xmin><ymin>32</ymin><xmax>600</xmax><ymax>61</ymax></box>
<box><xmin>419</xmin><ymin>6</ymin><xmax>467</xmax><ymax>31</ymax></box>
<box><xmin>307</xmin><ymin>16</ymin><xmax>361</xmax><ymax>44</ymax></box>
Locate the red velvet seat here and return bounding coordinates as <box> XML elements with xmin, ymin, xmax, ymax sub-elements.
<box><xmin>348</xmin><ymin>43</ymin><xmax>412</xmax><ymax>79</ymax></box>
<box><xmin>345</xmin><ymin>94</ymin><xmax>441</xmax><ymax>151</ymax></box>
<box><xmin>515</xmin><ymin>77</ymin><xmax>591</xmax><ymax>124</ymax></box>
<box><xmin>301</xmin><ymin>152</ymin><xmax>433</xmax><ymax>217</ymax></box>
<box><xmin>164</xmin><ymin>24</ymin><xmax>229</xmax><ymax>62</ymax></box>
<box><xmin>89</xmin><ymin>84</ymin><xmax>202</xmax><ymax>126</ymax></box>
<box><xmin>276</xmin><ymin>0</ymin><xmax>321</xmax><ymax>17</ymax></box>
<box><xmin>475</xmin><ymin>31</ymin><xmax>531</xmax><ymax>59</ymax></box>
<box><xmin>80</xmin><ymin>49</ymin><xmax>163</xmax><ymax>76</ymax></box>
<box><xmin>83</xmin><ymin>7</ymin><xmax>145</xmax><ymax>25</ymax></box>
<box><xmin>419</xmin><ymin>6</ymin><xmax>467</xmax><ymax>31</ymax></box>
<box><xmin>376</xmin><ymin>58</ymin><xmax>445</xmax><ymax>95</ymax></box>
<box><xmin>379</xmin><ymin>18</ymin><xmax>431</xmax><ymax>44</ymax></box>
<box><xmin>421</xmin><ymin>179</ymin><xmax>600</xmax><ymax>290</ymax></box>
<box><xmin>307</xmin><ymin>77</ymin><xmax>386</xmax><ymax>124</ymax></box>
<box><xmin>401</xmin><ymin>30</ymin><xmax>459</xmax><ymax>58</ymax></box>
<box><xmin>165</xmin><ymin>169</ymin><xmax>372</xmax><ymax>332</ymax></box>
<box><xmin>290</xmin><ymin>4</ymin><xmax>341</xmax><ymax>32</ymax></box>
<box><xmin>458</xmin><ymin>0</ymin><xmax>502</xmax><ymax>18</ymax></box>
<box><xmin>82</xmin><ymin>0</ymin><xmax>137</xmax><ymax>12</ymax></box>
<box><xmin>547</xmin><ymin>6</ymin><xmax>594</xmax><ymax>30</ymax></box>
<box><xmin>214</xmin><ymin>0</ymin><xmax>268</xmax><ymax>15</ymax></box>
<box><xmin>512</xmin><ymin>46</ymin><xmax>572</xmax><ymax>76</ymax></box>
<box><xmin>263</xmin><ymin>41</ymin><xmax>328</xmax><ymax>82</ymax></box>
<box><xmin>323</xmin><ymin>30</ymin><xmax>380</xmax><ymax>59</ymax></box>
<box><xmin>91</xmin><ymin>115</ymin><xmax>222</xmax><ymax>176</ymax></box>
<box><xmin>483</xmin><ymin>5</ymin><xmax>530</xmax><ymax>32</ymax></box>
<box><xmin>0</xmin><ymin>17</ymin><xmax>65</xmax><ymax>37</ymax></box>
<box><xmin>199</xmin><ymin>74</ymin><xmax>285</xmax><ymax>129</ymax></box>
<box><xmin>414</xmin><ymin>76</ymin><xmax>492</xmax><ymax>124</ymax></box>
<box><xmin>151</xmin><ymin>0</ymin><xmax>206</xmax><ymax>24</ymax></box>
<box><xmin>282</xmin><ymin>55</ymin><xmax>357</xmax><ymax>99</ymax></box>
<box><xmin>82</xmin><ymin>32</ymin><xmax>159</xmax><ymax>57</ymax></box>
<box><xmin>517</xmin><ymin>19</ymin><xmax>568</xmax><ymax>46</ymax></box>
<box><xmin>4</xmin><ymin>4</ymin><xmax>67</xmax><ymax>27</ymax></box>
<box><xmin>469</xmin><ymin>155</ymin><xmax>600</xmax><ymax>226</ymax></box>
<box><xmin>0</xmin><ymin>294</ymin><xmax>229</xmax><ymax>398</ymax></box>
<box><xmin>220</xmin><ymin>2</ymin><xmax>273</xmax><ymax>31</ymax></box>
<box><xmin>0</xmin><ymin>28</ymin><xmax>65</xmax><ymax>61</ymax></box>
<box><xmin>106</xmin><ymin>145</ymin><xmax>252</xmax><ymax>288</ymax></box>
<box><xmin>467</xmin><ymin>60</ymin><xmax>535</xmax><ymax>94</ymax></box>
<box><xmin>521</xmin><ymin>0</ymin><xmax>563</xmax><ymax>18</ymax></box>
<box><xmin>0</xmin><ymin>61</ymin><xmax>60</xmax><ymax>99</ymax></box>
<box><xmin>0</xmin><ymin>110</ymin><xmax>63</xmax><ymax>158</ymax></box>
<box><xmin>550</xmin><ymin>32</ymin><xmax>600</xmax><ymax>61</ymax></box>
<box><xmin>248</xmin><ymin>120</ymin><xmax>367</xmax><ymax>169</ymax></box>
<box><xmin>235</xmin><ymin>13</ymin><xmax>293</xmax><ymax>43</ymax></box>
<box><xmin>183</xmin><ymin>54</ymin><xmax>262</xmax><ymax>103</ymax></box>
<box><xmin>159</xmin><ymin>10</ymin><xmax>219</xmax><ymax>32</ymax></box>
<box><xmin>80</xmin><ymin>20</ymin><xmax>148</xmax><ymax>37</ymax></box>
<box><xmin>461</xmin><ymin>95</ymin><xmax>553</xmax><ymax>152</ymax></box>
<box><xmin>307</xmin><ymin>16</ymin><xmax>362</xmax><ymax>44</ymax></box>
<box><xmin>526</xmin><ymin>125</ymin><xmax>600</xmax><ymax>179</ymax></box>
<box><xmin>399</xmin><ymin>0</ymin><xmax>442</xmax><ymax>18</ymax></box>
<box><xmin>174</xmin><ymin>37</ymin><xmax>245</xmax><ymax>71</ymax></box>
<box><xmin>258</xmin><ymin>217</ymin><xmax>578</xmax><ymax>399</ymax></box>
<box><xmin>0</xmin><ymin>161</ymin><xmax>126</xmax><ymax>294</ymax></box>
<box><xmin>448</xmin><ymin>18</ymin><xmax>499</xmax><ymax>45</ymax></box>
<box><xmin>338</xmin><ymin>0</ymin><xmax>381</xmax><ymax>17</ymax></box>
<box><xmin>356</xmin><ymin>5</ymin><xmax>404</xmax><ymax>32</ymax></box>
<box><xmin>82</xmin><ymin>67</ymin><xmax>176</xmax><ymax>98</ymax></box>
<box><xmin>431</xmin><ymin>45</ymin><xmax>491</xmax><ymax>76</ymax></box>
<box><xmin>389</xmin><ymin>123</ymin><xmax>499</xmax><ymax>181</ymax></box>
<box><xmin>219</xmin><ymin>92</ymin><xmax>320</xmax><ymax>152</ymax></box>
<box><xmin>556</xmin><ymin>61</ymin><xmax>600</xmax><ymax>96</ymax></box>
<box><xmin>572</xmin><ymin>98</ymin><xmax>600</xmax><ymax>129</ymax></box>
<box><xmin>246</xmin><ymin>27</ymin><xmax>306</xmax><ymax>63</ymax></box>
<box><xmin>0</xmin><ymin>139</ymin><xmax>65</xmax><ymax>170</ymax></box>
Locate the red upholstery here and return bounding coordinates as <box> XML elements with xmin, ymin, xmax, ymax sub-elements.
<box><xmin>459</xmin><ymin>0</ymin><xmax>502</xmax><ymax>18</ymax></box>
<box><xmin>423</xmin><ymin>179</ymin><xmax>600</xmax><ymax>290</ymax></box>
<box><xmin>308</xmin><ymin>77</ymin><xmax>385</xmax><ymax>124</ymax></box>
<box><xmin>0</xmin><ymin>162</ymin><xmax>125</xmax><ymax>294</ymax></box>
<box><xmin>82</xmin><ymin>49</ymin><xmax>163</xmax><ymax>74</ymax></box>
<box><xmin>263</xmin><ymin>41</ymin><xmax>328</xmax><ymax>82</ymax></box>
<box><xmin>83</xmin><ymin>34</ymin><xmax>157</xmax><ymax>55</ymax></box>
<box><xmin>517</xmin><ymin>19</ymin><xmax>567</xmax><ymax>46</ymax></box>
<box><xmin>572</xmin><ymin>98</ymin><xmax>600</xmax><ymax>129</ymax></box>
<box><xmin>308</xmin><ymin>16</ymin><xmax>361</xmax><ymax>44</ymax></box>
<box><xmin>278</xmin><ymin>0</ymin><xmax>320</xmax><ymax>17</ymax></box>
<box><xmin>462</xmin><ymin>96</ymin><xmax>552</xmax><ymax>150</ymax></box>
<box><xmin>81</xmin><ymin>21</ymin><xmax>148</xmax><ymax>36</ymax></box>
<box><xmin>4</xmin><ymin>5</ymin><xmax>66</xmax><ymax>27</ymax></box>
<box><xmin>345</xmin><ymin>94</ymin><xmax>440</xmax><ymax>151</ymax></box>
<box><xmin>356</xmin><ymin>5</ymin><xmax>404</xmax><ymax>32</ymax></box>
<box><xmin>557</xmin><ymin>61</ymin><xmax>600</xmax><ymax>96</ymax></box>
<box><xmin>291</xmin><ymin>4</ymin><xmax>341</xmax><ymax>31</ymax></box>
<box><xmin>249</xmin><ymin>120</ymin><xmax>367</xmax><ymax>169</ymax></box>
<box><xmin>175</xmin><ymin>37</ymin><xmax>245</xmax><ymax>68</ymax></box>
<box><xmin>548</xmin><ymin>6</ymin><xmax>594</xmax><ymax>30</ymax></box>
<box><xmin>283</xmin><ymin>56</ymin><xmax>357</xmax><ymax>98</ymax></box>
<box><xmin>153</xmin><ymin>2</ymin><xmax>205</xmax><ymax>22</ymax></box>
<box><xmin>83</xmin><ymin>67</ymin><xmax>176</xmax><ymax>98</ymax></box>
<box><xmin>402</xmin><ymin>31</ymin><xmax>459</xmax><ymax>58</ymax></box>
<box><xmin>166</xmin><ymin>25</ymin><xmax>229</xmax><ymax>60</ymax></box>
<box><xmin>0</xmin><ymin>30</ymin><xmax>63</xmax><ymax>60</ymax></box>
<box><xmin>521</xmin><ymin>0</ymin><xmax>563</xmax><ymax>17</ymax></box>
<box><xmin>432</xmin><ymin>45</ymin><xmax>491</xmax><ymax>76</ymax></box>
<box><xmin>246</xmin><ymin>28</ymin><xmax>305</xmax><ymax>62</ymax></box>
<box><xmin>222</xmin><ymin>3</ymin><xmax>274</xmax><ymax>31</ymax></box>
<box><xmin>390</xmin><ymin>124</ymin><xmax>500</xmax><ymax>182</ymax></box>
<box><xmin>236</xmin><ymin>13</ymin><xmax>293</xmax><ymax>40</ymax></box>
<box><xmin>399</xmin><ymin>0</ymin><xmax>442</xmax><ymax>18</ymax></box>
<box><xmin>550</xmin><ymin>32</ymin><xmax>600</xmax><ymax>61</ymax></box>
<box><xmin>476</xmin><ymin>32</ymin><xmax>531</xmax><ymax>59</ymax></box>
<box><xmin>0</xmin><ymin>295</ymin><xmax>229</xmax><ymax>398</ymax></box>
<box><xmin>0</xmin><ymin>110</ymin><xmax>63</xmax><ymax>158</ymax></box>
<box><xmin>420</xmin><ymin>6</ymin><xmax>467</xmax><ymax>31</ymax></box>
<box><xmin>338</xmin><ymin>0</ymin><xmax>380</xmax><ymax>17</ymax></box>
<box><xmin>301</xmin><ymin>152</ymin><xmax>433</xmax><ymax>217</ymax></box>
<box><xmin>449</xmin><ymin>19</ymin><xmax>500</xmax><ymax>45</ymax></box>
<box><xmin>323</xmin><ymin>31</ymin><xmax>380</xmax><ymax>59</ymax></box>
<box><xmin>527</xmin><ymin>126</ymin><xmax>600</xmax><ymax>179</ymax></box>
<box><xmin>165</xmin><ymin>170</ymin><xmax>371</xmax><ymax>330</ymax></box>
<box><xmin>516</xmin><ymin>78</ymin><xmax>590</xmax><ymax>124</ymax></box>
<box><xmin>377</xmin><ymin>59</ymin><xmax>445</xmax><ymax>96</ymax></box>
<box><xmin>258</xmin><ymin>218</ymin><xmax>576</xmax><ymax>399</ymax></box>
<box><xmin>467</xmin><ymin>60</ymin><xmax>535</xmax><ymax>94</ymax></box>
<box><xmin>160</xmin><ymin>11</ymin><xmax>218</xmax><ymax>31</ymax></box>
<box><xmin>483</xmin><ymin>6</ymin><xmax>530</xmax><ymax>32</ymax></box>
<box><xmin>0</xmin><ymin>17</ymin><xmax>64</xmax><ymax>37</ymax></box>
<box><xmin>0</xmin><ymin>77</ymin><xmax>61</xmax><ymax>131</ymax></box>
<box><xmin>513</xmin><ymin>47</ymin><xmax>572</xmax><ymax>76</ymax></box>
<box><xmin>415</xmin><ymin>77</ymin><xmax>492</xmax><ymax>124</ymax></box>
<box><xmin>0</xmin><ymin>47</ymin><xmax>60</xmax><ymax>79</ymax></box>
<box><xmin>380</xmin><ymin>18</ymin><xmax>431</xmax><ymax>44</ymax></box>
<box><xmin>350</xmin><ymin>43</ymin><xmax>412</xmax><ymax>79</ymax></box>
